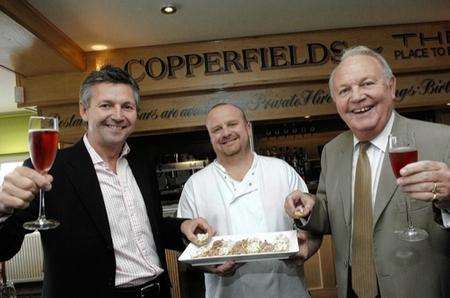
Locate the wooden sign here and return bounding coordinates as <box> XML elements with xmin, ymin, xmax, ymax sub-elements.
<box><xmin>40</xmin><ymin>71</ymin><xmax>450</xmax><ymax>142</ymax></box>
<box><xmin>23</xmin><ymin>21</ymin><xmax>450</xmax><ymax>107</ymax></box>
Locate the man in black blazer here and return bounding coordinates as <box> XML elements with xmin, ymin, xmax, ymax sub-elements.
<box><xmin>0</xmin><ymin>65</ymin><xmax>212</xmax><ymax>298</ymax></box>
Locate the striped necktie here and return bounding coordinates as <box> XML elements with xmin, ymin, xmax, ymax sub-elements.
<box><xmin>351</xmin><ymin>142</ymin><xmax>378</xmax><ymax>297</ymax></box>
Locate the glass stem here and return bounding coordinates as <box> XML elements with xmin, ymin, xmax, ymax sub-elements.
<box><xmin>38</xmin><ymin>188</ymin><xmax>46</xmax><ymax>220</ymax></box>
<box><xmin>405</xmin><ymin>197</ymin><xmax>414</xmax><ymax>230</ymax></box>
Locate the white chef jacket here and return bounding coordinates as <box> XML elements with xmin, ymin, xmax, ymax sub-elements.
<box><xmin>177</xmin><ymin>153</ymin><xmax>310</xmax><ymax>298</ymax></box>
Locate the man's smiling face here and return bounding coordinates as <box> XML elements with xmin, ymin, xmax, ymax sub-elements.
<box><xmin>331</xmin><ymin>54</ymin><xmax>396</xmax><ymax>141</ymax></box>
<box><xmin>79</xmin><ymin>82</ymin><xmax>137</xmax><ymax>152</ymax></box>
<box><xmin>206</xmin><ymin>104</ymin><xmax>251</xmax><ymax>160</ymax></box>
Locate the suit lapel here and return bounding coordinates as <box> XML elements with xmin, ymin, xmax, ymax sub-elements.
<box><xmin>373</xmin><ymin>113</ymin><xmax>407</xmax><ymax>225</ymax></box>
<box><xmin>338</xmin><ymin>133</ymin><xmax>354</xmax><ymax>227</ymax></box>
<box><xmin>373</xmin><ymin>152</ymin><xmax>398</xmax><ymax>225</ymax></box>
<box><xmin>65</xmin><ymin>140</ymin><xmax>113</xmax><ymax>246</ymax></box>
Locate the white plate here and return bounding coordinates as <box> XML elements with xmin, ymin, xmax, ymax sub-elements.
<box><xmin>178</xmin><ymin>230</ymin><xmax>299</xmax><ymax>266</ymax></box>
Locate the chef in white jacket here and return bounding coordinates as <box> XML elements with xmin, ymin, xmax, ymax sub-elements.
<box><xmin>177</xmin><ymin>103</ymin><xmax>322</xmax><ymax>298</ymax></box>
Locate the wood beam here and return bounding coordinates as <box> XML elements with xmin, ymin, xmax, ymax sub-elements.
<box><xmin>0</xmin><ymin>0</ymin><xmax>86</xmax><ymax>71</ymax></box>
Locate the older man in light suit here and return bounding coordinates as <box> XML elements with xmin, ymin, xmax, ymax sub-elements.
<box><xmin>285</xmin><ymin>46</ymin><xmax>450</xmax><ymax>298</ymax></box>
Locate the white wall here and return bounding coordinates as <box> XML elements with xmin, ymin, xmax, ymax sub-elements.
<box><xmin>0</xmin><ymin>161</ymin><xmax>24</xmax><ymax>185</ymax></box>
<box><xmin>0</xmin><ymin>67</ymin><xmax>19</xmax><ymax>113</ymax></box>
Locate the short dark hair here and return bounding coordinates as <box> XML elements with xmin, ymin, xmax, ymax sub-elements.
<box><xmin>207</xmin><ymin>102</ymin><xmax>248</xmax><ymax>122</ymax></box>
<box><xmin>79</xmin><ymin>64</ymin><xmax>140</xmax><ymax>107</ymax></box>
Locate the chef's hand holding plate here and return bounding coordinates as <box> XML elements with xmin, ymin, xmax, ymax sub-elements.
<box><xmin>204</xmin><ymin>261</ymin><xmax>243</xmax><ymax>277</ymax></box>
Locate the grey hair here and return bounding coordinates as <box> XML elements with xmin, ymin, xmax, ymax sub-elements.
<box><xmin>328</xmin><ymin>46</ymin><xmax>394</xmax><ymax>95</ymax></box>
<box><xmin>79</xmin><ymin>64</ymin><xmax>140</xmax><ymax>108</ymax></box>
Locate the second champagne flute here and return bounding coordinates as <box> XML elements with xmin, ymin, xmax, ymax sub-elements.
<box><xmin>388</xmin><ymin>133</ymin><xmax>428</xmax><ymax>242</ymax></box>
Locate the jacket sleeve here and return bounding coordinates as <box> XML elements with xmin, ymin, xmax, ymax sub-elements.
<box><xmin>0</xmin><ymin>215</ymin><xmax>27</xmax><ymax>261</ymax></box>
<box><xmin>161</xmin><ymin>216</ymin><xmax>188</xmax><ymax>251</ymax></box>
<box><xmin>297</xmin><ymin>145</ymin><xmax>332</xmax><ymax>235</ymax></box>
<box><xmin>0</xmin><ymin>159</ymin><xmax>36</xmax><ymax>261</ymax></box>
<box><xmin>434</xmin><ymin>127</ymin><xmax>450</xmax><ymax>228</ymax></box>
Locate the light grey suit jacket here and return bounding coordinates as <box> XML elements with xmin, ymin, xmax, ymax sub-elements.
<box><xmin>303</xmin><ymin>113</ymin><xmax>450</xmax><ymax>298</ymax></box>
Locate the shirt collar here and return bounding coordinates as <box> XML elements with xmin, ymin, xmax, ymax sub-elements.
<box><xmin>353</xmin><ymin>111</ymin><xmax>395</xmax><ymax>152</ymax></box>
<box><xmin>83</xmin><ymin>134</ymin><xmax>130</xmax><ymax>165</ymax></box>
<box><xmin>213</xmin><ymin>152</ymin><xmax>259</xmax><ymax>176</ymax></box>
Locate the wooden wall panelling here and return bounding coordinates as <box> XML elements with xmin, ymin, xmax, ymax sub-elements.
<box><xmin>0</xmin><ymin>0</ymin><xmax>86</xmax><ymax>73</ymax></box>
<box><xmin>0</xmin><ymin>10</ymin><xmax>79</xmax><ymax>76</ymax></box>
<box><xmin>165</xmin><ymin>249</ymin><xmax>181</xmax><ymax>298</ymax></box>
<box><xmin>306</xmin><ymin>235</ymin><xmax>337</xmax><ymax>298</ymax></box>
<box><xmin>20</xmin><ymin>21</ymin><xmax>450</xmax><ymax>106</ymax></box>
<box><xmin>83</xmin><ymin>21</ymin><xmax>450</xmax><ymax>95</ymax></box>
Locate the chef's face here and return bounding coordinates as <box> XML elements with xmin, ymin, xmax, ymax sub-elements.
<box><xmin>206</xmin><ymin>104</ymin><xmax>252</xmax><ymax>160</ymax></box>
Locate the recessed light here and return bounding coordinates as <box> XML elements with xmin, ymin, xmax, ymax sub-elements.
<box><xmin>161</xmin><ymin>4</ymin><xmax>177</xmax><ymax>14</ymax></box>
<box><xmin>446</xmin><ymin>102</ymin><xmax>450</xmax><ymax>106</ymax></box>
<box><xmin>304</xmin><ymin>115</ymin><xmax>311</xmax><ymax>119</ymax></box>
<box><xmin>91</xmin><ymin>44</ymin><xmax>108</xmax><ymax>51</ymax></box>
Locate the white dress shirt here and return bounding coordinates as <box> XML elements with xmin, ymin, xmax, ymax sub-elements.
<box><xmin>178</xmin><ymin>153</ymin><xmax>310</xmax><ymax>298</ymax></box>
<box><xmin>83</xmin><ymin>135</ymin><xmax>163</xmax><ymax>287</ymax></box>
<box><xmin>442</xmin><ymin>210</ymin><xmax>450</xmax><ymax>228</ymax></box>
<box><xmin>351</xmin><ymin>113</ymin><xmax>449</xmax><ymax>229</ymax></box>
<box><xmin>351</xmin><ymin>112</ymin><xmax>395</xmax><ymax>209</ymax></box>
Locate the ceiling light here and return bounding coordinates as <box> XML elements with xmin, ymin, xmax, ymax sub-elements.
<box><xmin>91</xmin><ymin>44</ymin><xmax>108</xmax><ymax>51</ymax></box>
<box><xmin>447</xmin><ymin>102</ymin><xmax>450</xmax><ymax>106</ymax></box>
<box><xmin>304</xmin><ymin>115</ymin><xmax>311</xmax><ymax>119</ymax></box>
<box><xmin>161</xmin><ymin>4</ymin><xmax>177</xmax><ymax>14</ymax></box>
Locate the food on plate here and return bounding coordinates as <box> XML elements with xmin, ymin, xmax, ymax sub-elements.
<box><xmin>196</xmin><ymin>233</ymin><xmax>209</xmax><ymax>245</ymax></box>
<box><xmin>192</xmin><ymin>235</ymin><xmax>289</xmax><ymax>258</ymax></box>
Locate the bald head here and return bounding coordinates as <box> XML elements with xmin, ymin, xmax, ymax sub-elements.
<box><xmin>207</xmin><ymin>103</ymin><xmax>248</xmax><ymax>123</ymax></box>
<box><xmin>205</xmin><ymin>103</ymin><xmax>252</xmax><ymax>161</ymax></box>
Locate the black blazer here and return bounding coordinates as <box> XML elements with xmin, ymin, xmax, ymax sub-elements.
<box><xmin>0</xmin><ymin>139</ymin><xmax>186</xmax><ymax>298</ymax></box>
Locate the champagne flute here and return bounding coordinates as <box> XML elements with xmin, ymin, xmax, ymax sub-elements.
<box><xmin>388</xmin><ymin>133</ymin><xmax>428</xmax><ymax>242</ymax></box>
<box><xmin>23</xmin><ymin>116</ymin><xmax>60</xmax><ymax>230</ymax></box>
